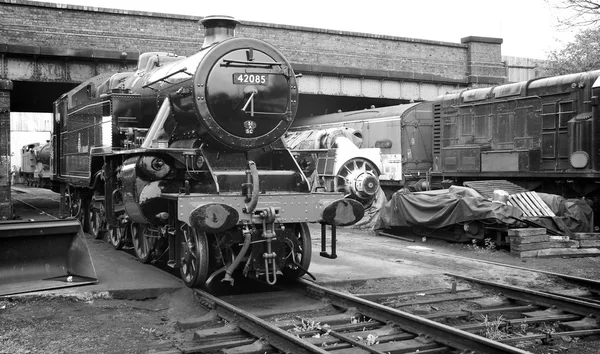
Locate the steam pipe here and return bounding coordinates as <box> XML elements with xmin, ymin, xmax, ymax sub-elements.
<box><xmin>142</xmin><ymin>97</ymin><xmax>171</xmax><ymax>148</ymax></box>
<box><xmin>221</xmin><ymin>224</ymin><xmax>252</xmax><ymax>286</ymax></box>
<box><xmin>244</xmin><ymin>161</ymin><xmax>260</xmax><ymax>213</ymax></box>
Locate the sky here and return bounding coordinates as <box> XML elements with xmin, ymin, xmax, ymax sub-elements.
<box><xmin>31</xmin><ymin>0</ymin><xmax>578</xmax><ymax>60</ymax></box>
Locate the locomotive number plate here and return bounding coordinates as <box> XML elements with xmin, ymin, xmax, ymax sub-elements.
<box><xmin>233</xmin><ymin>73</ymin><xmax>268</xmax><ymax>85</ymax></box>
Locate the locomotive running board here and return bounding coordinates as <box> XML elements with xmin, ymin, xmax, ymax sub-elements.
<box><xmin>0</xmin><ymin>218</ymin><xmax>98</xmax><ymax>296</ymax></box>
<box><xmin>170</xmin><ymin>192</ymin><xmax>365</xmax><ymax>227</ymax></box>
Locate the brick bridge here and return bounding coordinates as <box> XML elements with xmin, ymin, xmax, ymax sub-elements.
<box><xmin>0</xmin><ymin>0</ymin><xmax>509</xmax><ymax>217</ymax></box>
<box><xmin>0</xmin><ymin>0</ymin><xmax>506</xmax><ymax>116</ymax></box>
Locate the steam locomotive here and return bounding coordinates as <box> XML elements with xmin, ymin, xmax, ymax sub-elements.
<box><xmin>292</xmin><ymin>70</ymin><xmax>600</xmax><ymax>230</ymax></box>
<box><xmin>50</xmin><ymin>16</ymin><xmax>363</xmax><ymax>289</ymax></box>
<box><xmin>20</xmin><ymin>142</ymin><xmax>52</xmax><ymax>187</ymax></box>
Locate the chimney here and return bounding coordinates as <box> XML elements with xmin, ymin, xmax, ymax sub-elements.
<box><xmin>200</xmin><ymin>15</ymin><xmax>240</xmax><ymax>49</ymax></box>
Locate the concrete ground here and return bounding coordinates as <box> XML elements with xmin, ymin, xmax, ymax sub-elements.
<box><xmin>4</xmin><ymin>185</ymin><xmax>443</xmax><ymax>299</ymax></box>
<box><xmin>13</xmin><ymin>184</ymin><xmax>594</xmax><ymax>300</ymax></box>
<box><xmin>5</xmin><ymin>186</ymin><xmax>184</xmax><ymax>299</ymax></box>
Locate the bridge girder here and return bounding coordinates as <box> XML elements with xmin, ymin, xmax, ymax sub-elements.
<box><xmin>298</xmin><ymin>74</ymin><xmax>462</xmax><ymax>101</ymax></box>
<box><xmin>1</xmin><ymin>45</ymin><xmax>465</xmax><ymax>102</ymax></box>
<box><xmin>0</xmin><ymin>44</ymin><xmax>138</xmax><ymax>83</ymax></box>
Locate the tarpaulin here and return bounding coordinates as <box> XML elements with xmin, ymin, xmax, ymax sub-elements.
<box><xmin>374</xmin><ymin>188</ymin><xmax>523</xmax><ymax>230</ymax></box>
<box><xmin>536</xmin><ymin>193</ymin><xmax>594</xmax><ymax>233</ymax></box>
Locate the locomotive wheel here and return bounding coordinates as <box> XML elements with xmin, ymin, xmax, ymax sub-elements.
<box><xmin>90</xmin><ymin>201</ymin><xmax>107</xmax><ymax>240</ymax></box>
<box><xmin>109</xmin><ymin>225</ymin><xmax>127</xmax><ymax>250</ymax></box>
<box><xmin>180</xmin><ymin>224</ymin><xmax>209</xmax><ymax>288</ymax></box>
<box><xmin>282</xmin><ymin>222</ymin><xmax>312</xmax><ymax>280</ymax></box>
<box><xmin>79</xmin><ymin>195</ymin><xmax>91</xmax><ymax>233</ymax></box>
<box><xmin>131</xmin><ymin>223</ymin><xmax>155</xmax><ymax>263</ymax></box>
<box><xmin>64</xmin><ymin>185</ymin><xmax>83</xmax><ymax>219</ymax></box>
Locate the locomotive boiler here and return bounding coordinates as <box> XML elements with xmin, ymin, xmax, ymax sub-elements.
<box><xmin>51</xmin><ymin>16</ymin><xmax>363</xmax><ymax>289</ymax></box>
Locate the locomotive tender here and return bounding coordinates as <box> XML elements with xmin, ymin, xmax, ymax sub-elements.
<box><xmin>50</xmin><ymin>16</ymin><xmax>363</xmax><ymax>289</ymax></box>
<box><xmin>293</xmin><ymin>70</ymin><xmax>600</xmax><ymax>229</ymax></box>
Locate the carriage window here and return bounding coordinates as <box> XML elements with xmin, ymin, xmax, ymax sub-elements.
<box><xmin>559</xmin><ymin>100</ymin><xmax>575</xmax><ymax>127</ymax></box>
<box><xmin>496</xmin><ymin>112</ymin><xmax>514</xmax><ymax>143</ymax></box>
<box><xmin>514</xmin><ymin>107</ymin><xmax>527</xmax><ymax>136</ymax></box>
<box><xmin>474</xmin><ymin>115</ymin><xmax>487</xmax><ymax>138</ymax></box>
<box><xmin>460</xmin><ymin>114</ymin><xmax>473</xmax><ymax>136</ymax></box>
<box><xmin>442</xmin><ymin>119</ymin><xmax>457</xmax><ymax>147</ymax></box>
<box><xmin>542</xmin><ymin>103</ymin><xmax>556</xmax><ymax>129</ymax></box>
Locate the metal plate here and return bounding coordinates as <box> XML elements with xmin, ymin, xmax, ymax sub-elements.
<box><xmin>233</xmin><ymin>73</ymin><xmax>268</xmax><ymax>85</ymax></box>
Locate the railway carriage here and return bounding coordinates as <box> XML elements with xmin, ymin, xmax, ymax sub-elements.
<box><xmin>433</xmin><ymin>70</ymin><xmax>600</xmax><ymax>228</ymax></box>
<box><xmin>50</xmin><ymin>16</ymin><xmax>363</xmax><ymax>289</ymax></box>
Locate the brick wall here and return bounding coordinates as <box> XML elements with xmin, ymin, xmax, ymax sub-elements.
<box><xmin>461</xmin><ymin>37</ymin><xmax>506</xmax><ymax>85</ymax></box>
<box><xmin>0</xmin><ymin>0</ymin><xmax>505</xmax><ymax>84</ymax></box>
<box><xmin>0</xmin><ymin>79</ymin><xmax>12</xmax><ymax>219</ymax></box>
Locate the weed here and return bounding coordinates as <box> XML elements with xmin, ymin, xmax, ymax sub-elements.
<box><xmin>484</xmin><ymin>238</ymin><xmax>497</xmax><ymax>251</ymax></box>
<box><xmin>480</xmin><ymin>314</ymin><xmax>510</xmax><ymax>340</ymax></box>
<box><xmin>514</xmin><ymin>322</ymin><xmax>530</xmax><ymax>335</ymax></box>
<box><xmin>350</xmin><ymin>316</ymin><xmax>371</xmax><ymax>324</ymax></box>
<box><xmin>467</xmin><ymin>238</ymin><xmax>497</xmax><ymax>253</ymax></box>
<box><xmin>141</xmin><ymin>327</ymin><xmax>156</xmax><ymax>334</ymax></box>
<box><xmin>355</xmin><ymin>333</ymin><xmax>379</xmax><ymax>346</ymax></box>
<box><xmin>291</xmin><ymin>318</ymin><xmax>322</xmax><ymax>332</ymax></box>
<box><xmin>539</xmin><ymin>321</ymin><xmax>558</xmax><ymax>334</ymax></box>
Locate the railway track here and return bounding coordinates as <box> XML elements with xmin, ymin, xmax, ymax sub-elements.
<box><xmin>145</xmin><ymin>269</ymin><xmax>600</xmax><ymax>354</ymax></box>
<box><xmin>400</xmin><ymin>245</ymin><xmax>600</xmax><ymax>294</ymax></box>
<box><xmin>368</xmin><ymin>237</ymin><xmax>600</xmax><ymax>305</ymax></box>
<box><xmin>153</xmin><ymin>279</ymin><xmax>532</xmax><ymax>354</ymax></box>
<box><xmin>445</xmin><ymin>274</ymin><xmax>600</xmax><ymax>343</ymax></box>
<box><xmin>11</xmin><ymin>187</ymin><xmax>600</xmax><ymax>352</ymax></box>
<box><xmin>11</xmin><ymin>188</ymin><xmax>61</xmax><ymax>220</ymax></box>
<box><xmin>357</xmin><ymin>273</ymin><xmax>600</xmax><ymax>352</ymax></box>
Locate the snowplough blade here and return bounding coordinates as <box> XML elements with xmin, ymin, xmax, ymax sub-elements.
<box><xmin>0</xmin><ymin>218</ymin><xmax>97</xmax><ymax>296</ymax></box>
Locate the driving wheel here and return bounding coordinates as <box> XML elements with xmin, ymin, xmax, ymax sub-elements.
<box><xmin>180</xmin><ymin>224</ymin><xmax>210</xmax><ymax>288</ymax></box>
<box><xmin>282</xmin><ymin>222</ymin><xmax>312</xmax><ymax>280</ymax></box>
<box><xmin>89</xmin><ymin>199</ymin><xmax>107</xmax><ymax>240</ymax></box>
<box><xmin>131</xmin><ymin>223</ymin><xmax>155</xmax><ymax>263</ymax></box>
<box><xmin>64</xmin><ymin>184</ymin><xmax>82</xmax><ymax>219</ymax></box>
<box><xmin>109</xmin><ymin>225</ymin><xmax>127</xmax><ymax>250</ymax></box>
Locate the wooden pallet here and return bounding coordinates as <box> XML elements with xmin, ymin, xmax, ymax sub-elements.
<box><xmin>507</xmin><ymin>192</ymin><xmax>555</xmax><ymax>217</ymax></box>
<box><xmin>463</xmin><ymin>180</ymin><xmax>554</xmax><ymax>218</ymax></box>
<box><xmin>463</xmin><ymin>180</ymin><xmax>528</xmax><ymax>199</ymax></box>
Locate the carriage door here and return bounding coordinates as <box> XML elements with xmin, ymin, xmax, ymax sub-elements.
<box><xmin>541</xmin><ymin>100</ymin><xmax>573</xmax><ymax>170</ymax></box>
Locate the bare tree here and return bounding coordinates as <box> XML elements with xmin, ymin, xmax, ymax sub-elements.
<box><xmin>548</xmin><ymin>0</ymin><xmax>600</xmax><ymax>27</ymax></box>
